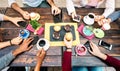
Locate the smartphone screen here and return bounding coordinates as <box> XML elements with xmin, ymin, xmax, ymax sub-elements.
<box><xmin>17</xmin><ymin>21</ymin><xmax>27</xmax><ymax>27</ymax></box>
<box><xmin>84</xmin><ymin>41</ymin><xmax>92</xmax><ymax>51</ymax></box>
<box><xmin>98</xmin><ymin>40</ymin><xmax>112</xmax><ymax>50</ymax></box>
<box><xmin>73</xmin><ymin>15</ymin><xmax>81</xmax><ymax>22</ymax></box>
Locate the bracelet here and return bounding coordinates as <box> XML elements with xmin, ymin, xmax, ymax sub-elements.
<box><xmin>9</xmin><ymin>40</ymin><xmax>12</xmax><ymax>45</ymax></box>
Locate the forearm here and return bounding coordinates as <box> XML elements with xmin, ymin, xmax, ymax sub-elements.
<box><xmin>11</xmin><ymin>3</ymin><xmax>24</xmax><ymax>15</ymax></box>
<box><xmin>0</xmin><ymin>41</ymin><xmax>11</xmax><ymax>49</ymax></box>
<box><xmin>47</xmin><ymin>0</ymin><xmax>56</xmax><ymax>7</ymax></box>
<box><xmin>12</xmin><ymin>47</ymin><xmax>24</xmax><ymax>57</ymax></box>
<box><xmin>34</xmin><ymin>62</ymin><xmax>42</xmax><ymax>71</ymax></box>
<box><xmin>96</xmin><ymin>53</ymin><xmax>107</xmax><ymax>60</ymax></box>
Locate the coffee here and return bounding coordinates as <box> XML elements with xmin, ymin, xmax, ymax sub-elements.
<box><xmin>88</xmin><ymin>14</ymin><xmax>94</xmax><ymax>18</ymax></box>
<box><xmin>39</xmin><ymin>40</ymin><xmax>46</xmax><ymax>47</ymax></box>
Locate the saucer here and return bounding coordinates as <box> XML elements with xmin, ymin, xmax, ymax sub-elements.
<box><xmin>36</xmin><ymin>38</ymin><xmax>50</xmax><ymax>51</ymax></box>
<box><xmin>83</xmin><ymin>16</ymin><xmax>94</xmax><ymax>25</ymax></box>
<box><xmin>93</xmin><ymin>28</ymin><xmax>105</xmax><ymax>38</ymax></box>
<box><xmin>83</xmin><ymin>26</ymin><xmax>93</xmax><ymax>36</ymax></box>
<box><xmin>75</xmin><ymin>44</ymin><xmax>87</xmax><ymax>56</ymax></box>
<box><xmin>19</xmin><ymin>29</ymin><xmax>30</xmax><ymax>39</ymax></box>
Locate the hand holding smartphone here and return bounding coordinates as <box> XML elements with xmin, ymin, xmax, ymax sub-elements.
<box><xmin>73</xmin><ymin>15</ymin><xmax>81</xmax><ymax>22</ymax></box>
<box><xmin>17</xmin><ymin>21</ymin><xmax>27</xmax><ymax>27</ymax></box>
<box><xmin>98</xmin><ymin>40</ymin><xmax>112</xmax><ymax>50</ymax></box>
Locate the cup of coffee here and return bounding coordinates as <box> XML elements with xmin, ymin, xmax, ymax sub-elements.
<box><xmin>75</xmin><ymin>44</ymin><xmax>87</xmax><ymax>56</ymax></box>
<box><xmin>83</xmin><ymin>13</ymin><xmax>95</xmax><ymax>25</ymax></box>
<box><xmin>37</xmin><ymin>38</ymin><xmax>50</xmax><ymax>51</ymax></box>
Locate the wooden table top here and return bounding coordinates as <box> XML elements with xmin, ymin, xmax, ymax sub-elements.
<box><xmin>0</xmin><ymin>7</ymin><xmax>120</xmax><ymax>66</ymax></box>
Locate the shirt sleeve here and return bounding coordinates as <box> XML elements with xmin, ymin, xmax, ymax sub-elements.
<box><xmin>0</xmin><ymin>14</ymin><xmax>4</xmax><ymax>21</ymax></box>
<box><xmin>102</xmin><ymin>0</ymin><xmax>115</xmax><ymax>18</ymax></box>
<box><xmin>66</xmin><ymin>0</ymin><xmax>75</xmax><ymax>15</ymax></box>
<box><xmin>0</xmin><ymin>51</ymin><xmax>15</xmax><ymax>70</ymax></box>
<box><xmin>105</xmin><ymin>55</ymin><xmax>120</xmax><ymax>71</ymax></box>
<box><xmin>62</xmin><ymin>51</ymin><xmax>72</xmax><ymax>71</ymax></box>
<box><xmin>8</xmin><ymin>0</ymin><xmax>16</xmax><ymax>7</ymax></box>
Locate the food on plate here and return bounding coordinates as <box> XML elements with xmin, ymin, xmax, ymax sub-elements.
<box><xmin>30</xmin><ymin>12</ymin><xmax>40</xmax><ymax>21</ymax></box>
<box><xmin>53</xmin><ymin>25</ymin><xmax>61</xmax><ymax>32</ymax></box>
<box><xmin>65</xmin><ymin>32</ymin><xmax>73</xmax><ymax>41</ymax></box>
<box><xmin>53</xmin><ymin>32</ymin><xmax>60</xmax><ymax>39</ymax></box>
<box><xmin>64</xmin><ymin>24</ymin><xmax>71</xmax><ymax>32</ymax></box>
<box><xmin>30</xmin><ymin>20</ymin><xmax>41</xmax><ymax>29</ymax></box>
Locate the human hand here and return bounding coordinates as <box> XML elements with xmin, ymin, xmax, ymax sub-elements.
<box><xmin>51</xmin><ymin>6</ymin><xmax>61</xmax><ymax>15</ymax></box>
<box><xmin>71</xmin><ymin>11</ymin><xmax>77</xmax><ymax>20</ymax></box>
<box><xmin>17</xmin><ymin>37</ymin><xmax>33</xmax><ymax>52</ymax></box>
<box><xmin>11</xmin><ymin>36</ymin><xmax>23</xmax><ymax>45</ymax></box>
<box><xmin>97</xmin><ymin>19</ymin><xmax>110</xmax><ymax>26</ymax></box>
<box><xmin>95</xmin><ymin>15</ymin><xmax>104</xmax><ymax>22</ymax></box>
<box><xmin>10</xmin><ymin>17</ymin><xmax>24</xmax><ymax>27</ymax></box>
<box><xmin>64</xmin><ymin>37</ymin><xmax>73</xmax><ymax>49</ymax></box>
<box><xmin>88</xmin><ymin>41</ymin><xmax>107</xmax><ymax>60</ymax></box>
<box><xmin>36</xmin><ymin>48</ymin><xmax>46</xmax><ymax>63</ymax></box>
<box><xmin>22</xmin><ymin>11</ymin><xmax>30</xmax><ymax>20</ymax></box>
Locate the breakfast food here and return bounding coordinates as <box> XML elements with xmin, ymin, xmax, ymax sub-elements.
<box><xmin>64</xmin><ymin>24</ymin><xmax>71</xmax><ymax>32</ymax></box>
<box><xmin>30</xmin><ymin>12</ymin><xmax>40</xmax><ymax>21</ymax></box>
<box><xmin>53</xmin><ymin>32</ymin><xmax>60</xmax><ymax>39</ymax></box>
<box><xmin>53</xmin><ymin>25</ymin><xmax>61</xmax><ymax>32</ymax></box>
<box><xmin>65</xmin><ymin>32</ymin><xmax>73</xmax><ymax>41</ymax></box>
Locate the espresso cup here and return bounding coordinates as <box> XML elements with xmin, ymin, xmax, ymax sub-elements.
<box><xmin>39</xmin><ymin>40</ymin><xmax>46</xmax><ymax>47</ymax></box>
<box><xmin>84</xmin><ymin>13</ymin><xmax>95</xmax><ymax>25</ymax></box>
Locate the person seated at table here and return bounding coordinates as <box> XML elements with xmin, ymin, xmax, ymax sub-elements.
<box><xmin>0</xmin><ymin>13</ymin><xmax>24</xmax><ymax>27</ymax></box>
<box><xmin>72</xmin><ymin>41</ymin><xmax>120</xmax><ymax>71</ymax></box>
<box><xmin>34</xmin><ymin>48</ymin><xmax>46</xmax><ymax>71</ymax></box>
<box><xmin>97</xmin><ymin>10</ymin><xmax>120</xmax><ymax>26</ymax></box>
<box><xmin>0</xmin><ymin>37</ymin><xmax>34</xmax><ymax>70</ymax></box>
<box><xmin>8</xmin><ymin>0</ymin><xmax>61</xmax><ymax>20</ymax></box>
<box><xmin>66</xmin><ymin>0</ymin><xmax>115</xmax><ymax>21</ymax></box>
<box><xmin>62</xmin><ymin>35</ymin><xmax>72</xmax><ymax>71</ymax></box>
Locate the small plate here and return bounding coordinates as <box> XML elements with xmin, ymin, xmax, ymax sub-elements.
<box><xmin>83</xmin><ymin>16</ymin><xmax>94</xmax><ymax>25</ymax></box>
<box><xmin>19</xmin><ymin>29</ymin><xmax>30</xmax><ymax>39</ymax></box>
<box><xmin>36</xmin><ymin>38</ymin><xmax>50</xmax><ymax>51</ymax></box>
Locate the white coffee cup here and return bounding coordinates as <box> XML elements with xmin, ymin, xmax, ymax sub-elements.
<box><xmin>83</xmin><ymin>13</ymin><xmax>95</xmax><ymax>25</ymax></box>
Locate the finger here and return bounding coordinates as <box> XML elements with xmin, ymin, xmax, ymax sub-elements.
<box><xmin>37</xmin><ymin>49</ymin><xmax>42</xmax><ymax>56</ymax></box>
<box><xmin>27</xmin><ymin>45</ymin><xmax>33</xmax><ymax>51</ymax></box>
<box><xmin>15</xmin><ymin>23</ymin><xmax>20</xmax><ymax>27</ymax></box>
<box><xmin>88</xmin><ymin>47</ymin><xmax>93</xmax><ymax>54</ymax></box>
<box><xmin>89</xmin><ymin>41</ymin><xmax>94</xmax><ymax>49</ymax></box>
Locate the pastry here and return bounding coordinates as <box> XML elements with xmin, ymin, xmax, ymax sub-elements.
<box><xmin>64</xmin><ymin>24</ymin><xmax>71</xmax><ymax>32</ymax></box>
<box><xmin>53</xmin><ymin>25</ymin><xmax>61</xmax><ymax>32</ymax></box>
<box><xmin>30</xmin><ymin>12</ymin><xmax>40</xmax><ymax>21</ymax></box>
<box><xmin>53</xmin><ymin>32</ymin><xmax>60</xmax><ymax>39</ymax></box>
<box><xmin>65</xmin><ymin>32</ymin><xmax>72</xmax><ymax>41</ymax></box>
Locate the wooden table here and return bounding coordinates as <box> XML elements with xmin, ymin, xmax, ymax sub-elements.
<box><xmin>62</xmin><ymin>8</ymin><xmax>120</xmax><ymax>66</ymax></box>
<box><xmin>0</xmin><ymin>7</ymin><xmax>120</xmax><ymax>67</ymax></box>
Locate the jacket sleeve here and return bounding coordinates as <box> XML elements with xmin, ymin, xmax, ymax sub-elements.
<box><xmin>105</xmin><ymin>55</ymin><xmax>120</xmax><ymax>71</ymax></box>
<box><xmin>62</xmin><ymin>51</ymin><xmax>72</xmax><ymax>71</ymax></box>
<box><xmin>0</xmin><ymin>51</ymin><xmax>15</xmax><ymax>70</ymax></box>
<box><xmin>8</xmin><ymin>0</ymin><xmax>16</xmax><ymax>7</ymax></box>
<box><xmin>66</xmin><ymin>0</ymin><xmax>75</xmax><ymax>15</ymax></box>
<box><xmin>0</xmin><ymin>14</ymin><xmax>4</xmax><ymax>21</ymax></box>
<box><xmin>102</xmin><ymin>0</ymin><xmax>115</xmax><ymax>18</ymax></box>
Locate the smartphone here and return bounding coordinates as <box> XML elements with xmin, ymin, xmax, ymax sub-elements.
<box><xmin>73</xmin><ymin>15</ymin><xmax>81</xmax><ymax>22</ymax></box>
<box><xmin>17</xmin><ymin>21</ymin><xmax>27</xmax><ymax>27</ymax></box>
<box><xmin>29</xmin><ymin>36</ymin><xmax>39</xmax><ymax>46</ymax></box>
<box><xmin>98</xmin><ymin>40</ymin><xmax>112</xmax><ymax>50</ymax></box>
<box><xmin>84</xmin><ymin>41</ymin><xmax>92</xmax><ymax>51</ymax></box>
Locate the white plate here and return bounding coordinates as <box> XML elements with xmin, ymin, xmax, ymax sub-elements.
<box><xmin>36</xmin><ymin>38</ymin><xmax>50</xmax><ymax>51</ymax></box>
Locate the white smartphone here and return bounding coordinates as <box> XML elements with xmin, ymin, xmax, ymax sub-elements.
<box><xmin>73</xmin><ymin>15</ymin><xmax>81</xmax><ymax>22</ymax></box>
<box><xmin>98</xmin><ymin>40</ymin><xmax>112</xmax><ymax>50</ymax></box>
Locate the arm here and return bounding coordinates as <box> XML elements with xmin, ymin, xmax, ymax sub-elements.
<box><xmin>34</xmin><ymin>49</ymin><xmax>46</xmax><ymax>71</ymax></box>
<box><xmin>89</xmin><ymin>41</ymin><xmax>120</xmax><ymax>70</ymax></box>
<box><xmin>0</xmin><ymin>37</ymin><xmax>22</xmax><ymax>49</ymax></box>
<box><xmin>66</xmin><ymin>0</ymin><xmax>76</xmax><ymax>19</ymax></box>
<box><xmin>62</xmin><ymin>36</ymin><xmax>72</xmax><ymax>71</ymax></box>
<box><xmin>102</xmin><ymin>0</ymin><xmax>115</xmax><ymax>18</ymax></box>
<box><xmin>10</xmin><ymin>1</ymin><xmax>30</xmax><ymax>20</ymax></box>
<box><xmin>47</xmin><ymin>0</ymin><xmax>61</xmax><ymax>15</ymax></box>
<box><xmin>0</xmin><ymin>37</ymin><xmax>33</xmax><ymax>70</ymax></box>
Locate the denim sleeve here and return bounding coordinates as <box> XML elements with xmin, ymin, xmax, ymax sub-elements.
<box><xmin>107</xmin><ymin>10</ymin><xmax>120</xmax><ymax>22</ymax></box>
<box><xmin>0</xmin><ymin>51</ymin><xmax>15</xmax><ymax>70</ymax></box>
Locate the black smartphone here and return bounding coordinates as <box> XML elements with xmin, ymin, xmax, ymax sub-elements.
<box><xmin>29</xmin><ymin>36</ymin><xmax>39</xmax><ymax>46</ymax></box>
<box><xmin>17</xmin><ymin>21</ymin><xmax>27</xmax><ymax>27</ymax></box>
<box><xmin>84</xmin><ymin>41</ymin><xmax>92</xmax><ymax>51</ymax></box>
<box><xmin>53</xmin><ymin>10</ymin><xmax>62</xmax><ymax>23</ymax></box>
<box><xmin>98</xmin><ymin>40</ymin><xmax>112</xmax><ymax>50</ymax></box>
<box><xmin>73</xmin><ymin>15</ymin><xmax>81</xmax><ymax>22</ymax></box>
